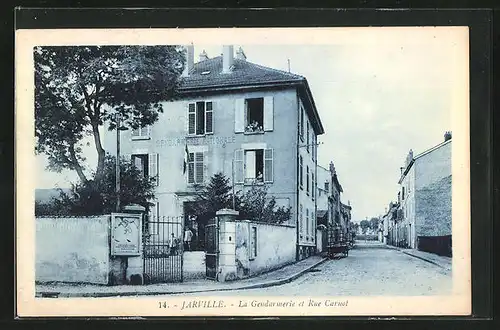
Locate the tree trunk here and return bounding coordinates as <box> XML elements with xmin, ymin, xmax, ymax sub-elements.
<box><xmin>68</xmin><ymin>144</ymin><xmax>88</xmax><ymax>183</ymax></box>
<box><xmin>92</xmin><ymin>122</ymin><xmax>106</xmax><ymax>181</ymax></box>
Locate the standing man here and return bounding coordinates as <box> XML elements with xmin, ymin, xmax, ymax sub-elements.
<box><xmin>184</xmin><ymin>226</ymin><xmax>193</xmax><ymax>251</ymax></box>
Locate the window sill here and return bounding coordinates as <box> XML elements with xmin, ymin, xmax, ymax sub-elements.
<box><xmin>131</xmin><ymin>136</ymin><xmax>151</xmax><ymax>141</ymax></box>
<box><xmin>186</xmin><ymin>133</ymin><xmax>213</xmax><ymax>138</ymax></box>
<box><xmin>244</xmin><ymin>131</ymin><xmax>265</xmax><ymax>135</ymax></box>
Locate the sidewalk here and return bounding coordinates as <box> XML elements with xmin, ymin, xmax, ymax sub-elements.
<box><xmin>36</xmin><ymin>255</ymin><xmax>327</xmax><ymax>298</ymax></box>
<box><xmin>386</xmin><ymin>245</ymin><xmax>452</xmax><ymax>272</ymax></box>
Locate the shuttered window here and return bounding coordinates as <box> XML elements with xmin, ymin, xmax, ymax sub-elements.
<box><xmin>306</xmin><ymin>122</ymin><xmax>310</xmax><ymax>153</ymax></box>
<box><xmin>300</xmin><ymin>106</ymin><xmax>304</xmax><ymax>141</ymax></box>
<box><xmin>311</xmin><ymin>173</ymin><xmax>315</xmax><ymax>200</ymax></box>
<box><xmin>306</xmin><ymin>166</ymin><xmax>310</xmax><ymax>194</ymax></box>
<box><xmin>187</xmin><ymin>151</ymin><xmax>206</xmax><ymax>185</ymax></box>
<box><xmin>299</xmin><ymin>204</ymin><xmax>303</xmax><ymax>237</ymax></box>
<box><xmin>187</xmin><ymin>101</ymin><xmax>213</xmax><ymax>136</ymax></box>
<box><xmin>299</xmin><ymin>156</ymin><xmax>303</xmax><ymax>189</ymax></box>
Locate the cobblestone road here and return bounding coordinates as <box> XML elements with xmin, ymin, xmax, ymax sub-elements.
<box><xmin>178</xmin><ymin>242</ymin><xmax>452</xmax><ymax>297</ymax></box>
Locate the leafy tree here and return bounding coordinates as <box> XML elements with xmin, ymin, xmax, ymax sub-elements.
<box><xmin>369</xmin><ymin>217</ymin><xmax>380</xmax><ymax>231</ymax></box>
<box><xmin>35</xmin><ymin>155</ymin><xmax>157</xmax><ymax>216</ymax></box>
<box><xmin>35</xmin><ymin>45</ymin><xmax>185</xmax><ymax>183</ymax></box>
<box><xmin>189</xmin><ymin>173</ymin><xmax>292</xmax><ymax>225</ymax></box>
<box><xmin>360</xmin><ymin>220</ymin><xmax>370</xmax><ymax>235</ymax></box>
<box><xmin>189</xmin><ymin>172</ymin><xmax>234</xmax><ymax>223</ymax></box>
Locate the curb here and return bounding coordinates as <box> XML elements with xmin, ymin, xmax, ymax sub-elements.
<box><xmin>399</xmin><ymin>250</ymin><xmax>451</xmax><ymax>271</ymax></box>
<box><xmin>37</xmin><ymin>258</ymin><xmax>329</xmax><ymax>298</ymax></box>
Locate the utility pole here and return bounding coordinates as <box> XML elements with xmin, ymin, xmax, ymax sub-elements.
<box><xmin>116</xmin><ymin>113</ymin><xmax>121</xmax><ymax>212</ymax></box>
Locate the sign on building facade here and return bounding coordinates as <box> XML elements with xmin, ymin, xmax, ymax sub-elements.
<box><xmin>111</xmin><ymin>213</ymin><xmax>142</xmax><ymax>256</ymax></box>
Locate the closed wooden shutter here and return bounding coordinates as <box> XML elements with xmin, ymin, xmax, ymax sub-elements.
<box><xmin>234</xmin><ymin>149</ymin><xmax>244</xmax><ymax>183</ymax></box>
<box><xmin>263</xmin><ymin>96</ymin><xmax>274</xmax><ymax>131</ymax></box>
<box><xmin>234</xmin><ymin>99</ymin><xmax>245</xmax><ymax>133</ymax></box>
<box><xmin>264</xmin><ymin>148</ymin><xmax>273</xmax><ymax>183</ymax></box>
<box><xmin>188</xmin><ymin>103</ymin><xmax>196</xmax><ymax>135</ymax></box>
<box><xmin>195</xmin><ymin>152</ymin><xmax>204</xmax><ymax>184</ymax></box>
<box><xmin>205</xmin><ymin>101</ymin><xmax>213</xmax><ymax>134</ymax></box>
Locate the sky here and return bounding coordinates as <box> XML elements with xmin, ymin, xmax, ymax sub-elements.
<box><xmin>35</xmin><ymin>28</ymin><xmax>464</xmax><ymax>222</ymax></box>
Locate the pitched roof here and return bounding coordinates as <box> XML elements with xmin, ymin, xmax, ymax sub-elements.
<box><xmin>179</xmin><ymin>56</ymin><xmax>305</xmax><ymax>90</ymax></box>
<box><xmin>178</xmin><ymin>56</ymin><xmax>324</xmax><ymax>135</ymax></box>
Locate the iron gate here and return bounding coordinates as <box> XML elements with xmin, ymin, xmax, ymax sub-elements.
<box><xmin>205</xmin><ymin>217</ymin><xmax>219</xmax><ymax>280</ymax></box>
<box><xmin>143</xmin><ymin>216</ymin><xmax>183</xmax><ymax>284</ymax></box>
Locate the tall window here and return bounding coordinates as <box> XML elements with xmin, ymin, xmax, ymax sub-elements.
<box><xmin>306</xmin><ymin>166</ymin><xmax>310</xmax><ymax>194</ymax></box>
<box><xmin>188</xmin><ymin>101</ymin><xmax>213</xmax><ymax>136</ymax></box>
<box><xmin>300</xmin><ymin>106</ymin><xmax>305</xmax><ymax>140</ymax></box>
<box><xmin>299</xmin><ymin>204</ymin><xmax>303</xmax><ymax>237</ymax></box>
<box><xmin>131</xmin><ymin>125</ymin><xmax>151</xmax><ymax>139</ymax></box>
<box><xmin>312</xmin><ymin>173</ymin><xmax>315</xmax><ymax>201</ymax></box>
<box><xmin>311</xmin><ymin>135</ymin><xmax>315</xmax><ymax>161</ymax></box>
<box><xmin>188</xmin><ymin>151</ymin><xmax>205</xmax><ymax>184</ymax></box>
<box><xmin>306</xmin><ymin>122</ymin><xmax>310</xmax><ymax>152</ymax></box>
<box><xmin>235</xmin><ymin>96</ymin><xmax>274</xmax><ymax>133</ymax></box>
<box><xmin>245</xmin><ymin>98</ymin><xmax>264</xmax><ymax>132</ymax></box>
<box><xmin>234</xmin><ymin>149</ymin><xmax>273</xmax><ymax>184</ymax></box>
<box><xmin>402</xmin><ymin>186</ymin><xmax>405</xmax><ymax>200</ymax></box>
<box><xmin>306</xmin><ymin>208</ymin><xmax>309</xmax><ymax>238</ymax></box>
<box><xmin>299</xmin><ymin>156</ymin><xmax>303</xmax><ymax>189</ymax></box>
<box><xmin>324</xmin><ymin>181</ymin><xmax>330</xmax><ymax>192</ymax></box>
<box><xmin>132</xmin><ymin>153</ymin><xmax>159</xmax><ymax>186</ymax></box>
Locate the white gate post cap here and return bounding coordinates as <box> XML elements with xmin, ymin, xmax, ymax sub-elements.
<box><xmin>123</xmin><ymin>204</ymin><xmax>146</xmax><ymax>213</ymax></box>
<box><xmin>216</xmin><ymin>209</ymin><xmax>239</xmax><ymax>216</ymax></box>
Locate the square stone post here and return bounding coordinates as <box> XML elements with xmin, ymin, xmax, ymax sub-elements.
<box><xmin>122</xmin><ymin>204</ymin><xmax>145</xmax><ymax>285</ymax></box>
<box><xmin>216</xmin><ymin>209</ymin><xmax>239</xmax><ymax>282</ymax></box>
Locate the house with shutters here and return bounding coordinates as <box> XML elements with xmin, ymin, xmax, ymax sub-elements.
<box><xmin>104</xmin><ymin>45</ymin><xmax>324</xmax><ymax>260</ymax></box>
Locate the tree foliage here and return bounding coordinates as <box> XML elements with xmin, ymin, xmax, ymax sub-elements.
<box><xmin>35</xmin><ymin>45</ymin><xmax>185</xmax><ymax>183</ymax></box>
<box><xmin>359</xmin><ymin>219</ymin><xmax>370</xmax><ymax>234</ymax></box>
<box><xmin>35</xmin><ymin>155</ymin><xmax>157</xmax><ymax>216</ymax></box>
<box><xmin>189</xmin><ymin>173</ymin><xmax>292</xmax><ymax>225</ymax></box>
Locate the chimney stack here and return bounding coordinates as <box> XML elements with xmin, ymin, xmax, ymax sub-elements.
<box><xmin>199</xmin><ymin>50</ymin><xmax>209</xmax><ymax>62</ymax></box>
<box><xmin>182</xmin><ymin>44</ymin><xmax>194</xmax><ymax>77</ymax></box>
<box><xmin>444</xmin><ymin>131</ymin><xmax>452</xmax><ymax>141</ymax></box>
<box><xmin>235</xmin><ymin>46</ymin><xmax>247</xmax><ymax>61</ymax></box>
<box><xmin>222</xmin><ymin>45</ymin><xmax>234</xmax><ymax>74</ymax></box>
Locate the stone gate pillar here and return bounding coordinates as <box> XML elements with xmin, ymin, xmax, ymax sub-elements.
<box><xmin>216</xmin><ymin>209</ymin><xmax>239</xmax><ymax>282</ymax></box>
<box><xmin>122</xmin><ymin>204</ymin><xmax>145</xmax><ymax>285</ymax></box>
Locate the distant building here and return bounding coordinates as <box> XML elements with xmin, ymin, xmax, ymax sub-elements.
<box><xmin>396</xmin><ymin>132</ymin><xmax>452</xmax><ymax>256</ymax></box>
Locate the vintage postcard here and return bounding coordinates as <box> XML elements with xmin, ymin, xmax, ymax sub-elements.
<box><xmin>16</xmin><ymin>27</ymin><xmax>470</xmax><ymax>317</ymax></box>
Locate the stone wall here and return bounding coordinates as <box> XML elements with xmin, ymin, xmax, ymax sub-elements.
<box><xmin>36</xmin><ymin>216</ymin><xmax>110</xmax><ymax>284</ymax></box>
<box><xmin>415</xmin><ymin>175</ymin><xmax>452</xmax><ymax>237</ymax></box>
<box><xmin>235</xmin><ymin>220</ymin><xmax>296</xmax><ymax>279</ymax></box>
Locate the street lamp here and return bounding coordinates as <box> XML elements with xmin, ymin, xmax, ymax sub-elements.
<box><xmin>115</xmin><ymin>113</ymin><xmax>129</xmax><ymax>212</ymax></box>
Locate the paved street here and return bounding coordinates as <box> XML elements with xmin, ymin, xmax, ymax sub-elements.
<box><xmin>174</xmin><ymin>242</ymin><xmax>452</xmax><ymax>297</ymax></box>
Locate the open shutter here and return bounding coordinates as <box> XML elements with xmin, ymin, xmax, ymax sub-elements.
<box><xmin>245</xmin><ymin>150</ymin><xmax>256</xmax><ymax>180</ymax></box>
<box><xmin>234</xmin><ymin>99</ymin><xmax>245</xmax><ymax>133</ymax></box>
<box><xmin>234</xmin><ymin>149</ymin><xmax>244</xmax><ymax>183</ymax></box>
<box><xmin>145</xmin><ymin>125</ymin><xmax>152</xmax><ymax>137</ymax></box>
<box><xmin>188</xmin><ymin>103</ymin><xmax>196</xmax><ymax>135</ymax></box>
<box><xmin>195</xmin><ymin>152</ymin><xmax>204</xmax><ymax>184</ymax></box>
<box><xmin>205</xmin><ymin>102</ymin><xmax>213</xmax><ymax>134</ymax></box>
<box><xmin>263</xmin><ymin>96</ymin><xmax>274</xmax><ymax>131</ymax></box>
<box><xmin>149</xmin><ymin>153</ymin><xmax>159</xmax><ymax>186</ymax></box>
<box><xmin>264</xmin><ymin>148</ymin><xmax>273</xmax><ymax>183</ymax></box>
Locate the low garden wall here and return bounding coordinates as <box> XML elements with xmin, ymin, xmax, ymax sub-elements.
<box><xmin>36</xmin><ymin>216</ymin><xmax>111</xmax><ymax>284</ymax></box>
<box><xmin>235</xmin><ymin>220</ymin><xmax>296</xmax><ymax>279</ymax></box>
